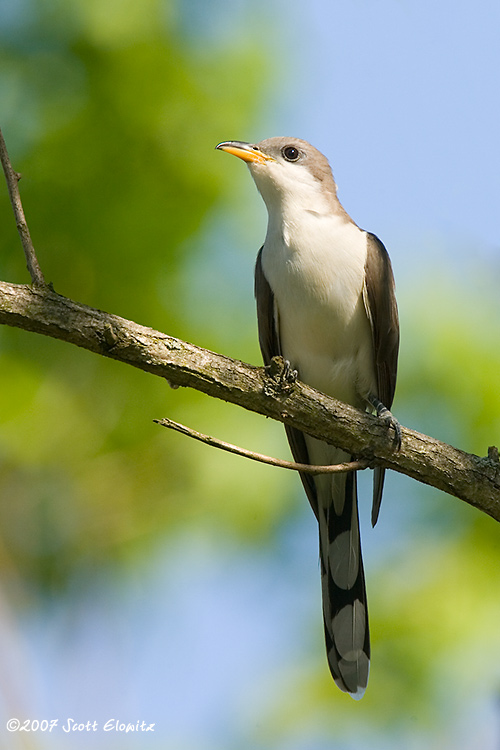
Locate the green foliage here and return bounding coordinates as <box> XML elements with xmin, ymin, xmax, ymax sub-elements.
<box><xmin>0</xmin><ymin>0</ymin><xmax>273</xmax><ymax>591</ymax></box>
<box><xmin>400</xmin><ymin>264</ymin><xmax>500</xmax><ymax>456</ymax></box>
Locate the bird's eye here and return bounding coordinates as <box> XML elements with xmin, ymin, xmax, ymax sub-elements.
<box><xmin>282</xmin><ymin>146</ymin><xmax>300</xmax><ymax>162</ymax></box>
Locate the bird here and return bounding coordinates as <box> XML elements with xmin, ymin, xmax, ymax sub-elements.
<box><xmin>216</xmin><ymin>137</ymin><xmax>400</xmax><ymax>699</ymax></box>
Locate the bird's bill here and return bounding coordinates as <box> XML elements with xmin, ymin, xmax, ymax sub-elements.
<box><xmin>216</xmin><ymin>141</ymin><xmax>273</xmax><ymax>164</ymax></box>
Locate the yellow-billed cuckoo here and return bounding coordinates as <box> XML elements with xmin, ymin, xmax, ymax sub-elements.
<box><xmin>216</xmin><ymin>137</ymin><xmax>400</xmax><ymax>699</ymax></box>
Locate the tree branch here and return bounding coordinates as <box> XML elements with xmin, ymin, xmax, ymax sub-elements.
<box><xmin>0</xmin><ymin>126</ymin><xmax>498</xmax><ymax>522</ymax></box>
<box><xmin>1</xmin><ymin>280</ymin><xmax>499</xmax><ymax>521</ymax></box>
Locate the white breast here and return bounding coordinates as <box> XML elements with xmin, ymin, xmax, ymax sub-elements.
<box><xmin>261</xmin><ymin>210</ymin><xmax>376</xmax><ymax>408</ymax></box>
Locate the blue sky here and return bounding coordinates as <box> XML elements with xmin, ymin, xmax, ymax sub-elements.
<box><xmin>268</xmin><ymin>0</ymin><xmax>500</xmax><ymax>255</ymax></box>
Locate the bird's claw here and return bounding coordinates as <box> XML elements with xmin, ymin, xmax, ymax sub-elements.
<box><xmin>368</xmin><ymin>394</ymin><xmax>402</xmax><ymax>450</ymax></box>
<box><xmin>280</xmin><ymin>359</ymin><xmax>298</xmax><ymax>386</ymax></box>
<box><xmin>385</xmin><ymin>413</ymin><xmax>402</xmax><ymax>450</ymax></box>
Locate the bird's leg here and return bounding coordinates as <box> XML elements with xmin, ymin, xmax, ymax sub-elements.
<box><xmin>367</xmin><ymin>394</ymin><xmax>402</xmax><ymax>450</ymax></box>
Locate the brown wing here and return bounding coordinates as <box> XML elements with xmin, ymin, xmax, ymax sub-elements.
<box><xmin>364</xmin><ymin>233</ymin><xmax>399</xmax><ymax>409</ymax></box>
<box><xmin>255</xmin><ymin>248</ymin><xmax>319</xmax><ymax>519</ymax></box>
<box><xmin>363</xmin><ymin>232</ymin><xmax>400</xmax><ymax>525</ymax></box>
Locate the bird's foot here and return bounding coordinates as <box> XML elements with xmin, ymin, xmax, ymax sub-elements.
<box><xmin>265</xmin><ymin>357</ymin><xmax>298</xmax><ymax>396</ymax></box>
<box><xmin>368</xmin><ymin>395</ymin><xmax>401</xmax><ymax>450</ymax></box>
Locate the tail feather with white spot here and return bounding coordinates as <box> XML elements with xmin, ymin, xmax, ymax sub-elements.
<box><xmin>319</xmin><ymin>469</ymin><xmax>370</xmax><ymax>699</ymax></box>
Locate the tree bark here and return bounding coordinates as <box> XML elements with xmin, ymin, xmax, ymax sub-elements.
<box><xmin>1</xmin><ymin>280</ymin><xmax>499</xmax><ymax>522</ymax></box>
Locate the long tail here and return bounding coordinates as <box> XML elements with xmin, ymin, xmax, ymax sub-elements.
<box><xmin>318</xmin><ymin>469</ymin><xmax>370</xmax><ymax>699</ymax></box>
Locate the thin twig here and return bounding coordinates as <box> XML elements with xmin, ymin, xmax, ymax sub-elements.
<box><xmin>0</xmin><ymin>127</ymin><xmax>45</xmax><ymax>287</ymax></box>
<box><xmin>155</xmin><ymin>417</ymin><xmax>370</xmax><ymax>474</ymax></box>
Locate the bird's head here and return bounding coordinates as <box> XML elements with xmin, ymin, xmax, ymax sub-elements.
<box><xmin>216</xmin><ymin>137</ymin><xmax>339</xmax><ymax>215</ymax></box>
